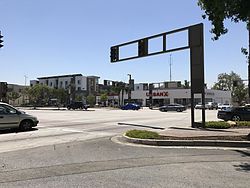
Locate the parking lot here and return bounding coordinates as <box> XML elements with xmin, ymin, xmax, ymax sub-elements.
<box><xmin>0</xmin><ymin>107</ymin><xmax>220</xmax><ymax>153</ymax></box>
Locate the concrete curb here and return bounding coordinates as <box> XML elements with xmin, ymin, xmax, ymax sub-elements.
<box><xmin>123</xmin><ymin>134</ymin><xmax>250</xmax><ymax>148</ymax></box>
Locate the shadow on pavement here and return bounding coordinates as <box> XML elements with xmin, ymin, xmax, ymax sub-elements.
<box><xmin>234</xmin><ymin>150</ymin><xmax>250</xmax><ymax>157</ymax></box>
<box><xmin>0</xmin><ymin>128</ymin><xmax>38</xmax><ymax>135</ymax></box>
<box><xmin>234</xmin><ymin>163</ymin><xmax>250</xmax><ymax>172</ymax></box>
<box><xmin>169</xmin><ymin>126</ymin><xmax>236</xmax><ymax>133</ymax></box>
<box><xmin>118</xmin><ymin>122</ymin><xmax>165</xmax><ymax>130</ymax></box>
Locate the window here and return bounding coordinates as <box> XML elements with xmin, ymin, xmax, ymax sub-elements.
<box><xmin>143</xmin><ymin>84</ymin><xmax>148</xmax><ymax>90</ymax></box>
<box><xmin>0</xmin><ymin>105</ymin><xmax>17</xmax><ymax>114</ymax></box>
<box><xmin>78</xmin><ymin>87</ymin><xmax>81</xmax><ymax>91</ymax></box>
<box><xmin>0</xmin><ymin>106</ymin><xmax>6</xmax><ymax>114</ymax></box>
<box><xmin>65</xmin><ymin>81</ymin><xmax>68</xmax><ymax>85</ymax></box>
<box><xmin>77</xmin><ymin>80</ymin><xmax>81</xmax><ymax>84</ymax></box>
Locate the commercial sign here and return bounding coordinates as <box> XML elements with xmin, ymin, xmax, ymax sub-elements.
<box><xmin>146</xmin><ymin>91</ymin><xmax>168</xmax><ymax>97</ymax></box>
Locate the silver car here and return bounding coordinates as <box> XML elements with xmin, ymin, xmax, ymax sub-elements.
<box><xmin>0</xmin><ymin>102</ymin><xmax>39</xmax><ymax>131</ymax></box>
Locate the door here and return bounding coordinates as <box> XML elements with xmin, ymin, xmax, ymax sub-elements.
<box><xmin>0</xmin><ymin>104</ymin><xmax>20</xmax><ymax>129</ymax></box>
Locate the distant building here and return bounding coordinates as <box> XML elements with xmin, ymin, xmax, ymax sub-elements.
<box><xmin>30</xmin><ymin>74</ymin><xmax>100</xmax><ymax>103</ymax></box>
<box><xmin>121</xmin><ymin>81</ymin><xmax>231</xmax><ymax>107</ymax></box>
<box><xmin>7</xmin><ymin>84</ymin><xmax>29</xmax><ymax>106</ymax></box>
<box><xmin>96</xmin><ymin>80</ymin><xmax>125</xmax><ymax>107</ymax></box>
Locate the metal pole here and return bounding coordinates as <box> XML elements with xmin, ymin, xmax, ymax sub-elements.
<box><xmin>128</xmin><ymin>74</ymin><xmax>131</xmax><ymax>103</ymax></box>
<box><xmin>248</xmin><ymin>26</ymin><xmax>250</xmax><ymax>103</ymax></box>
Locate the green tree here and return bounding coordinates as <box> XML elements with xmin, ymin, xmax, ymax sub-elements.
<box><xmin>212</xmin><ymin>71</ymin><xmax>247</xmax><ymax>104</ymax></box>
<box><xmin>234</xmin><ymin>84</ymin><xmax>247</xmax><ymax>105</ymax></box>
<box><xmin>7</xmin><ymin>91</ymin><xmax>20</xmax><ymax>104</ymax></box>
<box><xmin>75</xmin><ymin>94</ymin><xmax>83</xmax><ymax>102</ymax></box>
<box><xmin>198</xmin><ymin>0</ymin><xmax>250</xmax><ymax>100</ymax></box>
<box><xmin>110</xmin><ymin>82</ymin><xmax>126</xmax><ymax>106</ymax></box>
<box><xmin>100</xmin><ymin>93</ymin><xmax>108</xmax><ymax>106</ymax></box>
<box><xmin>86</xmin><ymin>94</ymin><xmax>95</xmax><ymax>107</ymax></box>
<box><xmin>51</xmin><ymin>88</ymin><xmax>68</xmax><ymax>105</ymax></box>
<box><xmin>28</xmin><ymin>84</ymin><xmax>51</xmax><ymax>106</ymax></box>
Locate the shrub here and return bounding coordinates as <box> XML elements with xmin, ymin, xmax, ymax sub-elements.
<box><xmin>235</xmin><ymin>121</ymin><xmax>250</xmax><ymax>127</ymax></box>
<box><xmin>125</xmin><ymin>130</ymin><xmax>160</xmax><ymax>139</ymax></box>
<box><xmin>205</xmin><ymin>121</ymin><xmax>231</xmax><ymax>129</ymax></box>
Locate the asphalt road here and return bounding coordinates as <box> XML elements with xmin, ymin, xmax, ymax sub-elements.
<box><xmin>0</xmin><ymin>108</ymin><xmax>220</xmax><ymax>153</ymax></box>
<box><xmin>0</xmin><ymin>136</ymin><xmax>249</xmax><ymax>187</ymax></box>
<box><xmin>0</xmin><ymin>108</ymin><xmax>249</xmax><ymax>187</ymax></box>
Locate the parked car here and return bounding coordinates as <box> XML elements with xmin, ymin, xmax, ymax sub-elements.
<box><xmin>206</xmin><ymin>102</ymin><xmax>218</xmax><ymax>110</ymax></box>
<box><xmin>0</xmin><ymin>102</ymin><xmax>39</xmax><ymax>131</ymax></box>
<box><xmin>217</xmin><ymin>103</ymin><xmax>232</xmax><ymax>110</ymax></box>
<box><xmin>67</xmin><ymin>101</ymin><xmax>89</xmax><ymax>110</ymax></box>
<box><xmin>159</xmin><ymin>104</ymin><xmax>186</xmax><ymax>112</ymax></box>
<box><xmin>217</xmin><ymin>106</ymin><xmax>250</xmax><ymax>121</ymax></box>
<box><xmin>195</xmin><ymin>103</ymin><xmax>207</xmax><ymax>109</ymax></box>
<box><xmin>195</xmin><ymin>102</ymin><xmax>218</xmax><ymax>110</ymax></box>
<box><xmin>121</xmin><ymin>103</ymin><xmax>140</xmax><ymax>110</ymax></box>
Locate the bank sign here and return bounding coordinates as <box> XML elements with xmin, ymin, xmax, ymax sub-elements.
<box><xmin>146</xmin><ymin>91</ymin><xmax>169</xmax><ymax>97</ymax></box>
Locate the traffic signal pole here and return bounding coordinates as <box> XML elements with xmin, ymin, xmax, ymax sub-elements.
<box><xmin>128</xmin><ymin>74</ymin><xmax>132</xmax><ymax>103</ymax></box>
<box><xmin>110</xmin><ymin>23</ymin><xmax>205</xmax><ymax>128</ymax></box>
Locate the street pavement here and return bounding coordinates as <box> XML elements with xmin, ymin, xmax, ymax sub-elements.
<box><xmin>0</xmin><ymin>108</ymin><xmax>222</xmax><ymax>153</ymax></box>
<box><xmin>0</xmin><ymin>136</ymin><xmax>249</xmax><ymax>187</ymax></box>
<box><xmin>0</xmin><ymin>108</ymin><xmax>249</xmax><ymax>187</ymax></box>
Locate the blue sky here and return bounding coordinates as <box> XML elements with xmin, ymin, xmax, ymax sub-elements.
<box><xmin>0</xmin><ymin>0</ymin><xmax>248</xmax><ymax>88</ymax></box>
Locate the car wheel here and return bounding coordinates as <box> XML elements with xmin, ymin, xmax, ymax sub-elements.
<box><xmin>19</xmin><ymin>120</ymin><xmax>33</xmax><ymax>131</ymax></box>
<box><xmin>231</xmin><ymin>115</ymin><xmax>241</xmax><ymax>121</ymax></box>
<box><xmin>176</xmin><ymin>108</ymin><xmax>182</xmax><ymax>112</ymax></box>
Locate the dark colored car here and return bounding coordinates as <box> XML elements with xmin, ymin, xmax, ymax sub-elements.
<box><xmin>67</xmin><ymin>101</ymin><xmax>89</xmax><ymax>110</ymax></box>
<box><xmin>159</xmin><ymin>104</ymin><xmax>186</xmax><ymax>112</ymax></box>
<box><xmin>217</xmin><ymin>107</ymin><xmax>250</xmax><ymax>121</ymax></box>
<box><xmin>121</xmin><ymin>103</ymin><xmax>140</xmax><ymax>110</ymax></box>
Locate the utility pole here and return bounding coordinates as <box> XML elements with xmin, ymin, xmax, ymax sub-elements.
<box><xmin>127</xmin><ymin>74</ymin><xmax>132</xmax><ymax>103</ymax></box>
<box><xmin>24</xmin><ymin>75</ymin><xmax>28</xmax><ymax>86</ymax></box>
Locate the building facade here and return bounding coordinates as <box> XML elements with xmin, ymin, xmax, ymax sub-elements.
<box><xmin>30</xmin><ymin>74</ymin><xmax>100</xmax><ymax>103</ymax></box>
<box><xmin>121</xmin><ymin>82</ymin><xmax>231</xmax><ymax>107</ymax></box>
<box><xmin>7</xmin><ymin>84</ymin><xmax>29</xmax><ymax>106</ymax></box>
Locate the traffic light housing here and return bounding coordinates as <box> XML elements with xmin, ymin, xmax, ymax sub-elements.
<box><xmin>138</xmin><ymin>39</ymin><xmax>148</xmax><ymax>57</ymax></box>
<box><xmin>110</xmin><ymin>46</ymin><xmax>119</xmax><ymax>62</ymax></box>
<box><xmin>0</xmin><ymin>32</ymin><xmax>3</xmax><ymax>48</ymax></box>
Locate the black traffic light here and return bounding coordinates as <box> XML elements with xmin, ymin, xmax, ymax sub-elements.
<box><xmin>138</xmin><ymin>39</ymin><xmax>148</xmax><ymax>57</ymax></box>
<box><xmin>0</xmin><ymin>32</ymin><xmax>3</xmax><ymax>48</ymax></box>
<box><xmin>110</xmin><ymin>46</ymin><xmax>119</xmax><ymax>62</ymax></box>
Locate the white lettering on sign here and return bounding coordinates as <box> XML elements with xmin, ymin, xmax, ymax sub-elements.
<box><xmin>146</xmin><ymin>92</ymin><xmax>169</xmax><ymax>97</ymax></box>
